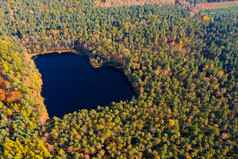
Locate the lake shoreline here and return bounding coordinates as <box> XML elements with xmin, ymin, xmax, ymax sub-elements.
<box><xmin>32</xmin><ymin>51</ymin><xmax>137</xmax><ymax>117</ymax></box>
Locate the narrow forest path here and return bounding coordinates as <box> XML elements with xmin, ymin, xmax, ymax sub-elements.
<box><xmin>9</xmin><ymin>3</ymin><xmax>15</xmax><ymax>21</ymax></box>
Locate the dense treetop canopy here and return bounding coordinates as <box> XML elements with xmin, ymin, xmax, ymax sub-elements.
<box><xmin>0</xmin><ymin>0</ymin><xmax>237</xmax><ymax>158</ymax></box>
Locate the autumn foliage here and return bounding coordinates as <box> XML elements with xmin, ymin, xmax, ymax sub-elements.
<box><xmin>0</xmin><ymin>0</ymin><xmax>237</xmax><ymax>158</ymax></box>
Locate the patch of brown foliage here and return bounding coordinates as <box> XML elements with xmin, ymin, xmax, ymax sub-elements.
<box><xmin>96</xmin><ymin>0</ymin><xmax>174</xmax><ymax>7</ymax></box>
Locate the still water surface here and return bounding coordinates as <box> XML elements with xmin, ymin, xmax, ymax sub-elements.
<box><xmin>33</xmin><ymin>52</ymin><xmax>135</xmax><ymax>118</ymax></box>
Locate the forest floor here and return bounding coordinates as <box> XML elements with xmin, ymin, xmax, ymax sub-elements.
<box><xmin>201</xmin><ymin>1</ymin><xmax>238</xmax><ymax>10</ymax></box>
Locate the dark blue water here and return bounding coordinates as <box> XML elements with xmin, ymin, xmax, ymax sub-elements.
<box><xmin>33</xmin><ymin>52</ymin><xmax>135</xmax><ymax>118</ymax></box>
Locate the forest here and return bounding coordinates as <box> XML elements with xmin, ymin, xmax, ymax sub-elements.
<box><xmin>0</xmin><ymin>0</ymin><xmax>237</xmax><ymax>158</ymax></box>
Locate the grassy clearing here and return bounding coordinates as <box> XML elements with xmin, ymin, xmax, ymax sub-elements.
<box><xmin>213</xmin><ymin>1</ymin><xmax>238</xmax><ymax>8</ymax></box>
<box><xmin>202</xmin><ymin>1</ymin><xmax>238</xmax><ymax>10</ymax></box>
